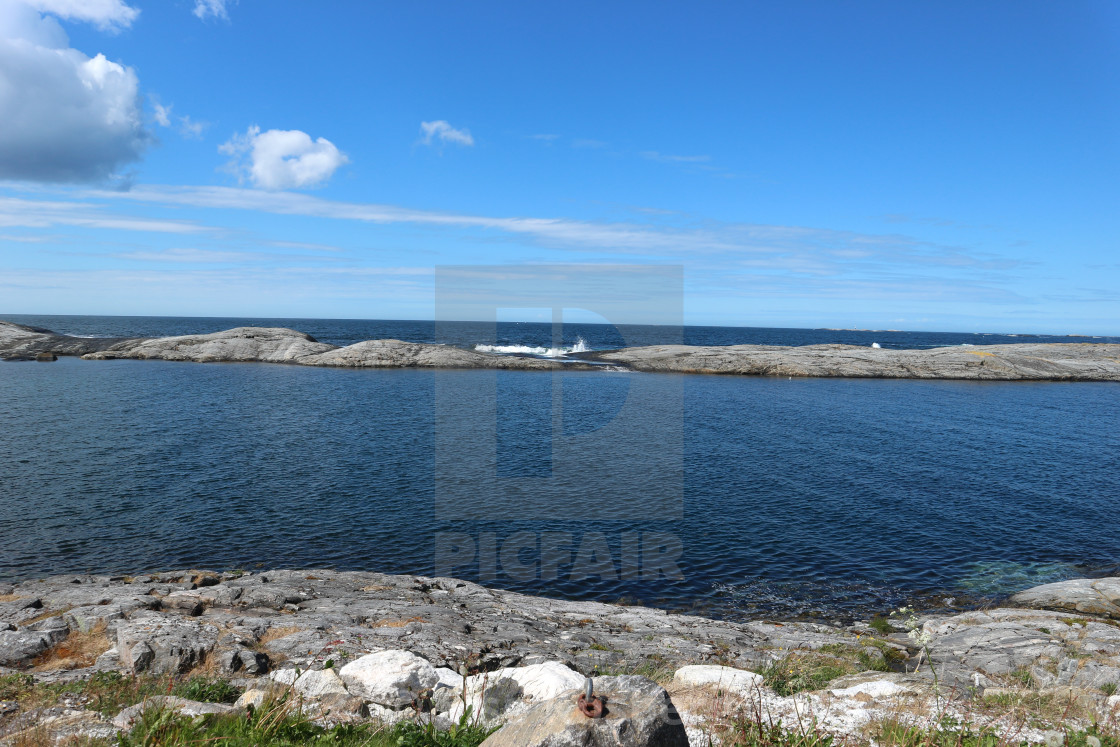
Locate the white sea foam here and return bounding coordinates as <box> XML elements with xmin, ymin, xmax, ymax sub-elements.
<box><xmin>475</xmin><ymin>336</ymin><xmax>590</xmax><ymax>357</ymax></box>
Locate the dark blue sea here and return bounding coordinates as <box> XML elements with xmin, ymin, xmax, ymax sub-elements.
<box><xmin>1</xmin><ymin>314</ymin><xmax>1118</xmax><ymax>621</ymax></box>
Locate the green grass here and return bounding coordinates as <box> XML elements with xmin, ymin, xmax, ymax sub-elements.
<box><xmin>174</xmin><ymin>675</ymin><xmax>241</xmax><ymax>704</ymax></box>
<box><xmin>115</xmin><ymin>698</ymin><xmax>498</xmax><ymax>747</ymax></box>
<box><xmin>722</xmin><ymin>716</ymin><xmax>835</xmax><ymax>747</ymax></box>
<box><xmin>0</xmin><ymin>671</ymin><xmax>242</xmax><ymax>720</ymax></box>
<box><xmin>870</xmin><ymin>616</ymin><xmax>894</xmax><ymax>635</ymax></box>
<box><xmin>590</xmin><ymin>654</ymin><xmax>675</xmax><ymax>684</ymax></box>
<box><xmin>1</xmin><ymin>670</ymin><xmax>174</xmax><ymax>718</ymax></box>
<box><xmin>1101</xmin><ymin>682</ymin><xmax>1118</xmax><ymax>696</ymax></box>
<box><xmin>116</xmin><ymin>702</ymin><xmax>385</xmax><ymax>747</ymax></box>
<box><xmin>761</xmin><ymin>652</ymin><xmax>852</xmax><ymax>696</ymax></box>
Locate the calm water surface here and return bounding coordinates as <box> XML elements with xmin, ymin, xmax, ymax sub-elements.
<box><xmin>1</xmin><ymin>316</ymin><xmax>1117</xmax><ymax>620</ymax></box>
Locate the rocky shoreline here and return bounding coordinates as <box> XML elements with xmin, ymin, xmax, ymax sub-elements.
<box><xmin>3</xmin><ymin>319</ymin><xmax>1120</xmax><ymax>380</ymax></box>
<box><xmin>2</xmin><ymin>569</ymin><xmax>1118</xmax><ymax>745</ymax></box>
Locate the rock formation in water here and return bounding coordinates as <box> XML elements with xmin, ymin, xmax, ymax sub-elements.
<box><xmin>3</xmin><ymin>319</ymin><xmax>1120</xmax><ymax>380</ymax></box>
<box><xmin>589</xmin><ymin>342</ymin><xmax>1120</xmax><ymax>380</ymax></box>
<box><xmin>0</xmin><ymin>320</ymin><xmax>140</xmax><ymax>360</ymax></box>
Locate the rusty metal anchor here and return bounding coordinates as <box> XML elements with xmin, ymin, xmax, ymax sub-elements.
<box><xmin>576</xmin><ymin>677</ymin><xmax>605</xmax><ymax>718</ymax></box>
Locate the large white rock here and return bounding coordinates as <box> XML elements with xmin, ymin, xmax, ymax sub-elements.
<box><xmin>442</xmin><ymin>661</ymin><xmax>585</xmax><ymax>724</ymax></box>
<box><xmin>338</xmin><ymin>649</ymin><xmax>439</xmax><ymax>709</ymax></box>
<box><xmin>480</xmin><ymin>675</ymin><xmax>688</xmax><ymax>747</ymax></box>
<box><xmin>672</xmin><ymin>664</ymin><xmax>762</xmax><ymax>695</ymax></box>
<box><xmin>434</xmin><ymin>666</ymin><xmax>464</xmax><ymax>690</ymax></box>
<box><xmin>293</xmin><ymin>667</ymin><xmax>349</xmax><ymax>698</ymax></box>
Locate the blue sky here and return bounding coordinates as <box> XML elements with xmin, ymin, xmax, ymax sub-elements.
<box><xmin>1</xmin><ymin>1</ymin><xmax>1118</xmax><ymax>333</ymax></box>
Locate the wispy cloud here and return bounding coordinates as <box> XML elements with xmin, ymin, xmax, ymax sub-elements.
<box><xmin>151</xmin><ymin>101</ymin><xmax>209</xmax><ymax>139</ymax></box>
<box><xmin>26</xmin><ymin>0</ymin><xmax>139</xmax><ymax>31</ymax></box>
<box><xmin>0</xmin><ymin>233</ymin><xmax>50</xmax><ymax>243</ymax></box>
<box><xmin>110</xmin><ymin>248</ymin><xmax>297</xmax><ymax>264</ymax></box>
<box><xmin>87</xmin><ymin>185</ymin><xmax>1022</xmax><ymax>283</ymax></box>
<box><xmin>0</xmin><ymin>195</ymin><xmax>206</xmax><ymax>234</ymax></box>
<box><xmin>640</xmin><ymin>151</ymin><xmax>710</xmax><ymax>163</ymax></box>
<box><xmin>419</xmin><ymin>120</ymin><xmax>474</xmax><ymax>147</ymax></box>
<box><xmin>193</xmin><ymin>0</ymin><xmax>232</xmax><ymax>21</ymax></box>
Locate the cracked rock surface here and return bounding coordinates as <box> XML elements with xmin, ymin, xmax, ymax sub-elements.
<box><xmin>1</xmin><ymin>570</ymin><xmax>1119</xmax><ymax>745</ymax></box>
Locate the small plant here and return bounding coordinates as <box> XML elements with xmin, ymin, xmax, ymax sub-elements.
<box><xmin>1101</xmin><ymin>681</ymin><xmax>1118</xmax><ymax>696</ymax></box>
<box><xmin>724</xmin><ymin>706</ymin><xmax>835</xmax><ymax>747</ymax></box>
<box><xmin>1010</xmin><ymin>667</ymin><xmax>1034</xmax><ymax>688</ymax></box>
<box><xmin>174</xmin><ymin>675</ymin><xmax>241</xmax><ymax>704</ymax></box>
<box><xmin>869</xmin><ymin>616</ymin><xmax>893</xmax><ymax>635</ymax></box>
<box><xmin>761</xmin><ymin>653</ymin><xmax>849</xmax><ymax>696</ymax></box>
<box><xmin>393</xmin><ymin>705</ymin><xmax>497</xmax><ymax>747</ymax></box>
<box><xmin>872</xmin><ymin>717</ymin><xmax>1005</xmax><ymax>747</ymax></box>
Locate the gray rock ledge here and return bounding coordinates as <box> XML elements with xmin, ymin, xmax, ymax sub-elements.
<box><xmin>3</xmin><ymin>320</ymin><xmax>1119</xmax><ymax>380</ymax></box>
<box><xmin>2</xmin><ymin>570</ymin><xmax>1119</xmax><ymax>745</ymax></box>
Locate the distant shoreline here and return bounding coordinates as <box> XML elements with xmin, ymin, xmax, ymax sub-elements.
<box><xmin>3</xmin><ymin>319</ymin><xmax>1120</xmax><ymax>381</ymax></box>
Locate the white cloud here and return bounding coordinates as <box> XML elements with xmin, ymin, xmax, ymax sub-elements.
<box><xmin>192</xmin><ymin>0</ymin><xmax>232</xmax><ymax>21</ymax></box>
<box><xmin>219</xmin><ymin>126</ymin><xmax>349</xmax><ymax>190</ymax></box>
<box><xmin>22</xmin><ymin>0</ymin><xmax>138</xmax><ymax>31</ymax></box>
<box><xmin>0</xmin><ymin>1</ymin><xmax>150</xmax><ymax>182</ymax></box>
<box><xmin>419</xmin><ymin>120</ymin><xmax>474</xmax><ymax>147</ymax></box>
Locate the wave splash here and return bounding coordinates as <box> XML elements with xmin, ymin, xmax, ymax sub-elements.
<box><xmin>475</xmin><ymin>336</ymin><xmax>590</xmax><ymax>358</ymax></box>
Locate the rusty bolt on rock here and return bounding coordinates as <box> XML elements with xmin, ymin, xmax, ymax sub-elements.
<box><xmin>576</xmin><ymin>677</ymin><xmax>604</xmax><ymax>718</ymax></box>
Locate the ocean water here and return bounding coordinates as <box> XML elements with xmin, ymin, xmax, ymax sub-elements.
<box><xmin>1</xmin><ymin>315</ymin><xmax>1118</xmax><ymax>621</ymax></box>
<box><xmin>4</xmin><ymin>314</ymin><xmax>1117</xmax><ymax>351</ymax></box>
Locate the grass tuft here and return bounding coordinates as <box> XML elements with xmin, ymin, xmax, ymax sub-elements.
<box><xmin>870</xmin><ymin>616</ymin><xmax>894</xmax><ymax>635</ymax></box>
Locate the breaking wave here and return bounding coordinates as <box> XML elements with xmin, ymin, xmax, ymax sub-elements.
<box><xmin>475</xmin><ymin>336</ymin><xmax>590</xmax><ymax>357</ymax></box>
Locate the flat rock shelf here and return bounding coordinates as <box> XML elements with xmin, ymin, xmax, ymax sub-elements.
<box><xmin>1</xmin><ymin>570</ymin><xmax>1119</xmax><ymax>745</ymax></box>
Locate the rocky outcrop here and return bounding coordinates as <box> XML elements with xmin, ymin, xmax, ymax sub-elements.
<box><xmin>590</xmin><ymin>342</ymin><xmax>1120</xmax><ymax>381</ymax></box>
<box><xmin>0</xmin><ymin>320</ymin><xmax>141</xmax><ymax>360</ymax></box>
<box><xmin>1010</xmin><ymin>577</ymin><xmax>1120</xmax><ymax>619</ymax></box>
<box><xmin>5</xmin><ymin>319</ymin><xmax>1120</xmax><ymax>379</ymax></box>
<box><xmin>77</xmin><ymin>325</ymin><xmax>587</xmax><ymax>370</ymax></box>
<box><xmin>1</xmin><ymin>571</ymin><xmax>1120</xmax><ymax>745</ymax></box>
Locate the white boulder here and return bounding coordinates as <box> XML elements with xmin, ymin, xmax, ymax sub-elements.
<box><xmin>672</xmin><ymin>664</ymin><xmax>762</xmax><ymax>695</ymax></box>
<box><xmin>338</xmin><ymin>649</ymin><xmax>438</xmax><ymax>709</ymax></box>
<box><xmin>293</xmin><ymin>667</ymin><xmax>349</xmax><ymax>698</ymax></box>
